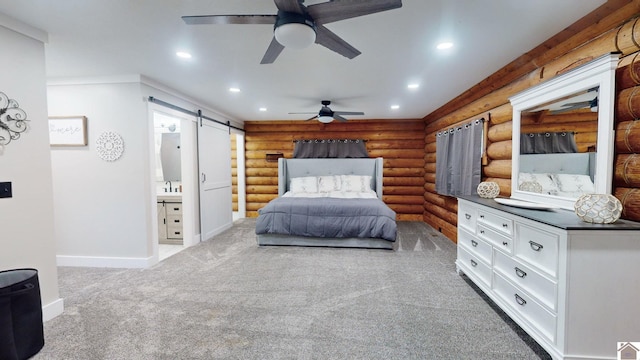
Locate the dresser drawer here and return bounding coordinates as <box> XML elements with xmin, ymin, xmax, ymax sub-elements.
<box><xmin>494</xmin><ymin>250</ymin><xmax>557</xmax><ymax>311</ymax></box>
<box><xmin>515</xmin><ymin>224</ymin><xmax>559</xmax><ymax>278</ymax></box>
<box><xmin>167</xmin><ymin>224</ymin><xmax>183</xmax><ymax>239</ymax></box>
<box><xmin>458</xmin><ymin>201</ymin><xmax>477</xmax><ymax>233</ymax></box>
<box><xmin>477</xmin><ymin>223</ymin><xmax>513</xmax><ymax>254</ymax></box>
<box><xmin>493</xmin><ymin>273</ymin><xmax>556</xmax><ymax>343</ymax></box>
<box><xmin>165</xmin><ymin>203</ymin><xmax>183</xmax><ymax>215</ymax></box>
<box><xmin>166</xmin><ymin>214</ymin><xmax>182</xmax><ymax>225</ymax></box>
<box><xmin>478</xmin><ymin>209</ymin><xmax>513</xmax><ymax>237</ymax></box>
<box><xmin>457</xmin><ymin>246</ymin><xmax>491</xmax><ymax>288</ymax></box>
<box><xmin>458</xmin><ymin>229</ymin><xmax>492</xmax><ymax>265</ymax></box>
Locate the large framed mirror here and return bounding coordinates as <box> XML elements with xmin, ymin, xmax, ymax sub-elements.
<box><xmin>509</xmin><ymin>53</ymin><xmax>619</xmax><ymax>210</ymax></box>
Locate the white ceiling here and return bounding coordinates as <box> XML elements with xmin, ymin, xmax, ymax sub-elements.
<box><xmin>0</xmin><ymin>0</ymin><xmax>606</xmax><ymax>122</ymax></box>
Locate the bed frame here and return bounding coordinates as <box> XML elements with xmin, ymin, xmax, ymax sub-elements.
<box><xmin>257</xmin><ymin>157</ymin><xmax>395</xmax><ymax>249</ymax></box>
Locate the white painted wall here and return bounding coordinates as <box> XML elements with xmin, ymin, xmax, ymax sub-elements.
<box><xmin>47</xmin><ymin>77</ymin><xmax>241</xmax><ymax>268</ymax></box>
<box><xmin>0</xmin><ymin>20</ymin><xmax>62</xmax><ymax>320</ymax></box>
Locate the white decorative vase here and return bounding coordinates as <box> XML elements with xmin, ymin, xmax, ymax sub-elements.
<box><xmin>574</xmin><ymin>194</ymin><xmax>623</xmax><ymax>224</ymax></box>
<box><xmin>477</xmin><ymin>181</ymin><xmax>500</xmax><ymax>199</ymax></box>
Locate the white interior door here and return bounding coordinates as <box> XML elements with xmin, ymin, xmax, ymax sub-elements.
<box><xmin>198</xmin><ymin>118</ymin><xmax>233</xmax><ymax>241</ymax></box>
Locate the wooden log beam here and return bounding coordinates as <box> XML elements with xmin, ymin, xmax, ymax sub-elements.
<box><xmin>483</xmin><ymin>160</ymin><xmax>512</xmax><ymax>178</ymax></box>
<box><xmin>614</xmin><ymin>187</ymin><xmax>640</xmax><ymax>221</ymax></box>
<box><xmin>486</xmin><ymin>140</ymin><xmax>512</xmax><ymax>160</ymax></box>
<box><xmin>487</xmin><ymin>121</ymin><xmax>513</xmax><ymax>142</ymax></box>
<box><xmin>614</xmin><ymin>154</ymin><xmax>640</xmax><ymax>186</ymax></box>
<box><xmin>616</xmin><ymin>120</ymin><xmax>640</xmax><ymax>153</ymax></box>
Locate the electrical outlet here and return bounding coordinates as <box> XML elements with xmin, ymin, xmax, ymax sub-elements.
<box><xmin>0</xmin><ymin>182</ymin><xmax>12</xmax><ymax>198</ymax></box>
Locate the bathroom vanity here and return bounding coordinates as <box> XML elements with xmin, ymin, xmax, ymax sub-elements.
<box><xmin>157</xmin><ymin>194</ymin><xmax>183</xmax><ymax>245</ymax></box>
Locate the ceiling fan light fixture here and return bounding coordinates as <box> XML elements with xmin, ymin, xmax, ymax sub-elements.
<box><xmin>318</xmin><ymin>115</ymin><xmax>334</xmax><ymax>123</ymax></box>
<box><xmin>274</xmin><ymin>11</ymin><xmax>316</xmax><ymax>49</ymax></box>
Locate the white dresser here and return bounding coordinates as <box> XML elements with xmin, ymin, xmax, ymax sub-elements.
<box><xmin>456</xmin><ymin>196</ymin><xmax>640</xmax><ymax>360</ymax></box>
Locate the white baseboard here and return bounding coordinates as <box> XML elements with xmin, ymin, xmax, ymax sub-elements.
<box><xmin>57</xmin><ymin>255</ymin><xmax>154</xmax><ymax>268</ymax></box>
<box><xmin>42</xmin><ymin>298</ymin><xmax>64</xmax><ymax>322</ymax></box>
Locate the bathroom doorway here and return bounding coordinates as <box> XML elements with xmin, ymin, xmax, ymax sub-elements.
<box><xmin>152</xmin><ymin>108</ymin><xmax>197</xmax><ymax>261</ymax></box>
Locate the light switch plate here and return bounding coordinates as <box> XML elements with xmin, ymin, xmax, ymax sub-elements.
<box><xmin>0</xmin><ymin>182</ymin><xmax>12</xmax><ymax>198</ymax></box>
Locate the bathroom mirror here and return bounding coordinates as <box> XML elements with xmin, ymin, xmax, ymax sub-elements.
<box><xmin>160</xmin><ymin>132</ymin><xmax>181</xmax><ymax>181</ymax></box>
<box><xmin>509</xmin><ymin>53</ymin><xmax>619</xmax><ymax>210</ymax></box>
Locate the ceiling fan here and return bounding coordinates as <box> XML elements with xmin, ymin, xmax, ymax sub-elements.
<box><xmin>182</xmin><ymin>0</ymin><xmax>403</xmax><ymax>64</ymax></box>
<box><xmin>289</xmin><ymin>100</ymin><xmax>364</xmax><ymax>123</ymax></box>
<box><xmin>549</xmin><ymin>87</ymin><xmax>599</xmax><ymax>114</ymax></box>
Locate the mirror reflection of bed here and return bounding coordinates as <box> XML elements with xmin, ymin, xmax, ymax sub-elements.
<box><xmin>517</xmin><ymin>88</ymin><xmax>600</xmax><ymax>201</ymax></box>
<box><xmin>255</xmin><ymin>157</ymin><xmax>398</xmax><ymax>249</ymax></box>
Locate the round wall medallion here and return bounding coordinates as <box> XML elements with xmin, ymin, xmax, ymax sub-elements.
<box><xmin>574</xmin><ymin>194</ymin><xmax>623</xmax><ymax>224</ymax></box>
<box><xmin>477</xmin><ymin>181</ymin><xmax>500</xmax><ymax>199</ymax></box>
<box><xmin>96</xmin><ymin>131</ymin><xmax>124</xmax><ymax>161</ymax></box>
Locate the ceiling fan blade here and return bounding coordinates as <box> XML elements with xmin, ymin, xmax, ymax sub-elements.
<box><xmin>182</xmin><ymin>15</ymin><xmax>277</xmax><ymax>25</ymax></box>
<box><xmin>308</xmin><ymin>0</ymin><xmax>402</xmax><ymax>25</ymax></box>
<box><xmin>274</xmin><ymin>0</ymin><xmax>305</xmax><ymax>14</ymax></box>
<box><xmin>288</xmin><ymin>112</ymin><xmax>318</xmax><ymax>114</ymax></box>
<box><xmin>314</xmin><ymin>24</ymin><xmax>361</xmax><ymax>59</ymax></box>
<box><xmin>334</xmin><ymin>111</ymin><xmax>365</xmax><ymax>116</ymax></box>
<box><xmin>550</xmin><ymin>104</ymin><xmax>587</xmax><ymax>115</ymax></box>
<box><xmin>305</xmin><ymin>115</ymin><xmax>318</xmax><ymax>121</ymax></box>
<box><xmin>333</xmin><ymin>114</ymin><xmax>348</xmax><ymax>122</ymax></box>
<box><xmin>261</xmin><ymin>37</ymin><xmax>285</xmax><ymax>64</ymax></box>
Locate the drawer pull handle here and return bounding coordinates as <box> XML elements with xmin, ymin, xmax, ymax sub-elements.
<box><xmin>465</xmin><ymin>213</ymin><xmax>471</xmax><ymax>220</ymax></box>
<box><xmin>515</xmin><ymin>267</ymin><xmax>527</xmax><ymax>278</ymax></box>
<box><xmin>470</xmin><ymin>259</ymin><xmax>478</xmax><ymax>267</ymax></box>
<box><xmin>502</xmin><ymin>223</ymin><xmax>508</xmax><ymax>228</ymax></box>
<box><xmin>480</xmin><ymin>215</ymin><xmax>485</xmax><ymax>219</ymax></box>
<box><xmin>471</xmin><ymin>240</ymin><xmax>478</xmax><ymax>247</ymax></box>
<box><xmin>174</xmin><ymin>219</ymin><xmax>180</xmax><ymax>223</ymax></box>
<box><xmin>173</xmin><ymin>207</ymin><xmax>180</xmax><ymax>211</ymax></box>
<box><xmin>502</xmin><ymin>241</ymin><xmax>508</xmax><ymax>246</ymax></box>
<box><xmin>480</xmin><ymin>230</ymin><xmax>485</xmax><ymax>234</ymax></box>
<box><xmin>514</xmin><ymin>294</ymin><xmax>527</xmax><ymax>306</ymax></box>
<box><xmin>529</xmin><ymin>241</ymin><xmax>544</xmax><ymax>251</ymax></box>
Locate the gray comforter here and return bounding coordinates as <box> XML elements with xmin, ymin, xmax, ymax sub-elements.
<box><xmin>255</xmin><ymin>197</ymin><xmax>397</xmax><ymax>241</ymax></box>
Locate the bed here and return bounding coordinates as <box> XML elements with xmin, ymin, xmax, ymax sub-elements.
<box><xmin>518</xmin><ymin>152</ymin><xmax>596</xmax><ymax>198</ymax></box>
<box><xmin>255</xmin><ymin>157</ymin><xmax>397</xmax><ymax>249</ymax></box>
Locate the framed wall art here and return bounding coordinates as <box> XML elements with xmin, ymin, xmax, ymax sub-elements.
<box><xmin>49</xmin><ymin>116</ymin><xmax>87</xmax><ymax>146</ymax></box>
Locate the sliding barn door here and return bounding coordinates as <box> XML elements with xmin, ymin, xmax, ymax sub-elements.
<box><xmin>198</xmin><ymin>118</ymin><xmax>233</xmax><ymax>241</ymax></box>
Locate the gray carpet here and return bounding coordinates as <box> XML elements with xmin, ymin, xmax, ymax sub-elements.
<box><xmin>34</xmin><ymin>219</ymin><xmax>551</xmax><ymax>359</ymax></box>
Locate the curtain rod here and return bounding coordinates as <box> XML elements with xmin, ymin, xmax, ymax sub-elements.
<box><xmin>148</xmin><ymin>96</ymin><xmax>244</xmax><ymax>133</ymax></box>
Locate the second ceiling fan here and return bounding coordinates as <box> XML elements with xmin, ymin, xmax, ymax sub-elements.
<box><xmin>290</xmin><ymin>100</ymin><xmax>364</xmax><ymax>123</ymax></box>
<box><xmin>182</xmin><ymin>0</ymin><xmax>403</xmax><ymax>64</ymax></box>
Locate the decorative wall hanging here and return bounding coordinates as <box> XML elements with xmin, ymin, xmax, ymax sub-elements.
<box><xmin>48</xmin><ymin>116</ymin><xmax>88</xmax><ymax>146</ymax></box>
<box><xmin>96</xmin><ymin>131</ymin><xmax>124</xmax><ymax>161</ymax></box>
<box><xmin>0</xmin><ymin>91</ymin><xmax>29</xmax><ymax>154</ymax></box>
<box><xmin>574</xmin><ymin>193</ymin><xmax>623</xmax><ymax>224</ymax></box>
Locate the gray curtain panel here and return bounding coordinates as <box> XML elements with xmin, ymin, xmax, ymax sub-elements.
<box><xmin>293</xmin><ymin>139</ymin><xmax>368</xmax><ymax>158</ymax></box>
<box><xmin>520</xmin><ymin>132</ymin><xmax>577</xmax><ymax>154</ymax></box>
<box><xmin>435</xmin><ymin>120</ymin><xmax>483</xmax><ymax>196</ymax></box>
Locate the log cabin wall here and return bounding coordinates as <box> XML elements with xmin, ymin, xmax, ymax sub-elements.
<box><xmin>423</xmin><ymin>1</ymin><xmax>640</xmax><ymax>242</ymax></box>
<box><xmin>243</xmin><ymin>119</ymin><xmax>425</xmax><ymax>220</ymax></box>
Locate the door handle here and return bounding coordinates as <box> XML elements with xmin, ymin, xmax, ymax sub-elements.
<box><xmin>201</xmin><ymin>173</ymin><xmax>206</xmax><ymax>183</ymax></box>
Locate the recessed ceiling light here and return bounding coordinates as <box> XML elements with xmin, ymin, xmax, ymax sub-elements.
<box><xmin>437</xmin><ymin>42</ymin><xmax>454</xmax><ymax>50</ymax></box>
<box><xmin>408</xmin><ymin>83</ymin><xmax>420</xmax><ymax>90</ymax></box>
<box><xmin>259</xmin><ymin>107</ymin><xmax>267</xmax><ymax>112</ymax></box>
<box><xmin>391</xmin><ymin>105</ymin><xmax>400</xmax><ymax>110</ymax></box>
<box><xmin>229</xmin><ymin>87</ymin><xmax>241</xmax><ymax>93</ymax></box>
<box><xmin>176</xmin><ymin>51</ymin><xmax>192</xmax><ymax>59</ymax></box>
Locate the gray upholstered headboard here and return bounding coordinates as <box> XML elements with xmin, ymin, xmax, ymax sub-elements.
<box><xmin>278</xmin><ymin>157</ymin><xmax>384</xmax><ymax>199</ymax></box>
<box><xmin>519</xmin><ymin>152</ymin><xmax>596</xmax><ymax>180</ymax></box>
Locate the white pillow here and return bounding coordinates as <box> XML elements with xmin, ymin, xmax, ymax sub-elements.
<box><xmin>552</xmin><ymin>173</ymin><xmax>595</xmax><ymax>193</ymax></box>
<box><xmin>289</xmin><ymin>176</ymin><xmax>318</xmax><ymax>193</ymax></box>
<box><xmin>318</xmin><ymin>175</ymin><xmax>342</xmax><ymax>192</ymax></box>
<box><xmin>518</xmin><ymin>173</ymin><xmax>559</xmax><ymax>196</ymax></box>
<box><xmin>341</xmin><ymin>175</ymin><xmax>372</xmax><ymax>192</ymax></box>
